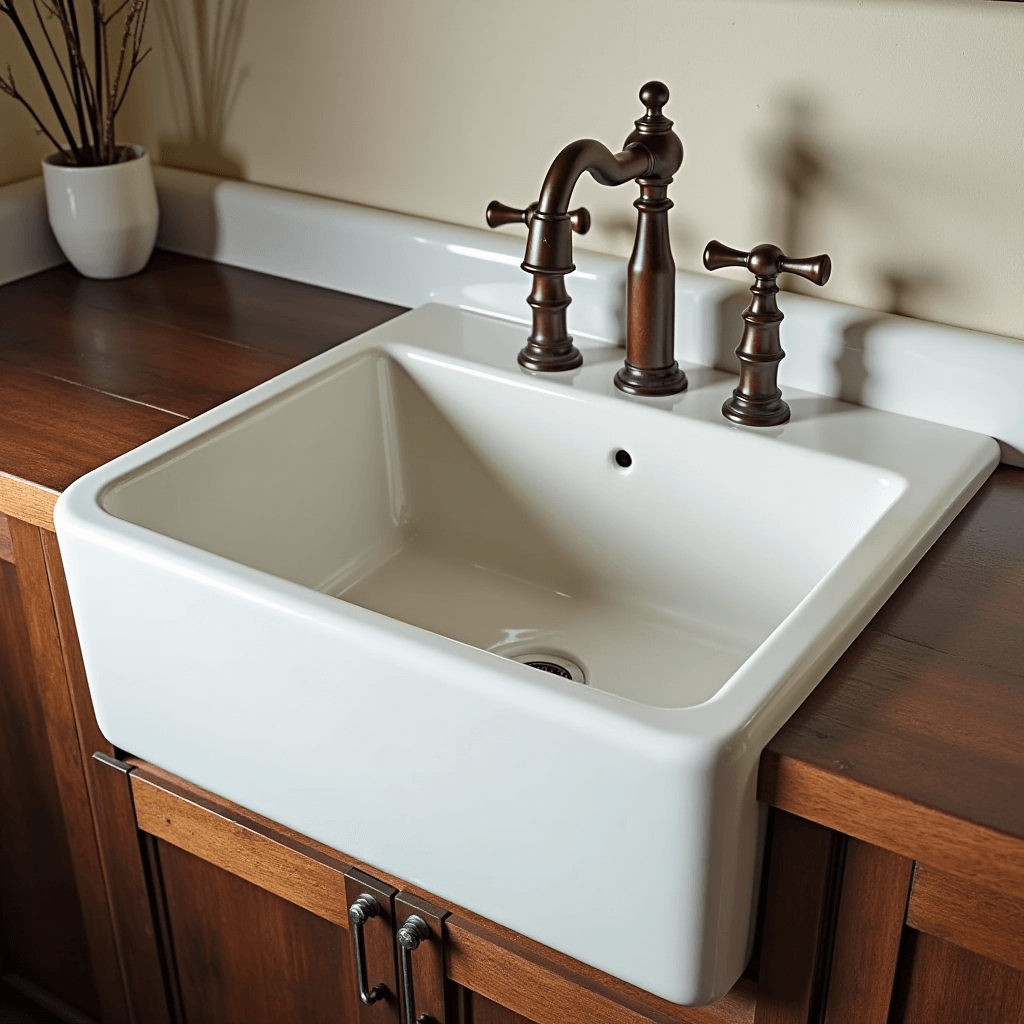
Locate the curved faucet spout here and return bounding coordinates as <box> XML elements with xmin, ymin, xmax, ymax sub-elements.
<box><xmin>537</xmin><ymin>139</ymin><xmax>651</xmax><ymax>216</ymax></box>
<box><xmin>514</xmin><ymin>80</ymin><xmax>687</xmax><ymax>396</ymax></box>
<box><xmin>523</xmin><ymin>140</ymin><xmax>650</xmax><ymax>277</ymax></box>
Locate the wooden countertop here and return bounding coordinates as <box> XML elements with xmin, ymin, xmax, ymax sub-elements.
<box><xmin>760</xmin><ymin>463</ymin><xmax>1024</xmax><ymax>898</ymax></box>
<box><xmin>2</xmin><ymin>253</ymin><xmax>1020</xmax><ymax>899</ymax></box>
<box><xmin>0</xmin><ymin>250</ymin><xmax>406</xmax><ymax>530</ymax></box>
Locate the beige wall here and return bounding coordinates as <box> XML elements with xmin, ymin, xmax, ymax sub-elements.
<box><xmin>3</xmin><ymin>1</ymin><xmax>1022</xmax><ymax>340</ymax></box>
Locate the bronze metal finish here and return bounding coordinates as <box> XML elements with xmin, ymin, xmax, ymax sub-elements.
<box><xmin>486</xmin><ymin>201</ymin><xmax>591</xmax><ymax>236</ymax></box>
<box><xmin>492</xmin><ymin>82</ymin><xmax>687</xmax><ymax>391</ymax></box>
<box><xmin>703</xmin><ymin>240</ymin><xmax>831</xmax><ymax>426</ymax></box>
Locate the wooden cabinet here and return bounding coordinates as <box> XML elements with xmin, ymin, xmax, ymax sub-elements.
<box><xmin>86</xmin><ymin>757</ymin><xmax>869</xmax><ymax>1024</ymax></box>
<box><xmin>823</xmin><ymin>839</ymin><xmax>1024</xmax><ymax>1024</ymax></box>
<box><xmin>0</xmin><ymin>514</ymin><xmax>130</xmax><ymax>1023</ymax></box>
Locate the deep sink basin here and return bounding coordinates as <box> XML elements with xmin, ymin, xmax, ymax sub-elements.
<box><xmin>56</xmin><ymin>303</ymin><xmax>998</xmax><ymax>1004</ymax></box>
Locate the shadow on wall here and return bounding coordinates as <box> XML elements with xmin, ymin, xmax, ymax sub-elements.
<box><xmin>760</xmin><ymin>95</ymin><xmax>950</xmax><ymax>316</ymax></box>
<box><xmin>157</xmin><ymin>0</ymin><xmax>248</xmax><ymax>178</ymax></box>
<box><xmin>744</xmin><ymin>95</ymin><xmax>960</xmax><ymax>406</ymax></box>
<box><xmin>760</xmin><ymin>96</ymin><xmax>833</xmax><ymax>285</ymax></box>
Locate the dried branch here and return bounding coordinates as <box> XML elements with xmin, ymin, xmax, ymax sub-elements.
<box><xmin>0</xmin><ymin>63</ymin><xmax>71</xmax><ymax>156</ymax></box>
<box><xmin>32</xmin><ymin>0</ymin><xmax>74</xmax><ymax>103</ymax></box>
<box><xmin>102</xmin><ymin>0</ymin><xmax>129</xmax><ymax>23</ymax></box>
<box><xmin>55</xmin><ymin>0</ymin><xmax>95</xmax><ymax>160</ymax></box>
<box><xmin>37</xmin><ymin>0</ymin><xmax>100</xmax><ymax>152</ymax></box>
<box><xmin>60</xmin><ymin>0</ymin><xmax>98</xmax><ymax>154</ymax></box>
<box><xmin>1</xmin><ymin>0</ymin><xmax>82</xmax><ymax>159</ymax></box>
<box><xmin>2</xmin><ymin>0</ymin><xmax>151</xmax><ymax>164</ymax></box>
<box><xmin>110</xmin><ymin>42</ymin><xmax>146</xmax><ymax>119</ymax></box>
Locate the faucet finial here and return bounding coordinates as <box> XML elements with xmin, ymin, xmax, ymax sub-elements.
<box><xmin>639</xmin><ymin>81</ymin><xmax>669</xmax><ymax>119</ymax></box>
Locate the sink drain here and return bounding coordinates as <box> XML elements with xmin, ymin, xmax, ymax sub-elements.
<box><xmin>509</xmin><ymin>652</ymin><xmax>587</xmax><ymax>685</ymax></box>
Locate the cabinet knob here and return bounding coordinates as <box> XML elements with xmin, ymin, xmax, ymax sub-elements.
<box><xmin>486</xmin><ymin>200</ymin><xmax>591</xmax><ymax>235</ymax></box>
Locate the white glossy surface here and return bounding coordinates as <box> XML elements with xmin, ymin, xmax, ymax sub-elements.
<box><xmin>154</xmin><ymin>165</ymin><xmax>1024</xmax><ymax>464</ymax></box>
<box><xmin>1</xmin><ymin>168</ymin><xmax>1021</xmax><ymax>461</ymax></box>
<box><xmin>42</xmin><ymin>147</ymin><xmax>158</xmax><ymax>279</ymax></box>
<box><xmin>0</xmin><ymin>177</ymin><xmax>64</xmax><ymax>287</ymax></box>
<box><xmin>56</xmin><ymin>303</ymin><xmax>998</xmax><ymax>1004</ymax></box>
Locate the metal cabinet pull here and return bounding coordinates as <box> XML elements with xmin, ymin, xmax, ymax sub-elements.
<box><xmin>397</xmin><ymin>914</ymin><xmax>431</xmax><ymax>1024</ymax></box>
<box><xmin>349</xmin><ymin>893</ymin><xmax>385</xmax><ymax>1005</ymax></box>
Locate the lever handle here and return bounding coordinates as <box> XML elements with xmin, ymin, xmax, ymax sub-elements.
<box><xmin>348</xmin><ymin>894</ymin><xmax>385</xmax><ymax>1006</ymax></box>
<box><xmin>778</xmin><ymin>253</ymin><xmax>831</xmax><ymax>286</ymax></box>
<box><xmin>702</xmin><ymin>240</ymin><xmax>749</xmax><ymax>273</ymax></box>
<box><xmin>703</xmin><ymin>240</ymin><xmax>831</xmax><ymax>287</ymax></box>
<box><xmin>486</xmin><ymin>200</ymin><xmax>591</xmax><ymax>235</ymax></box>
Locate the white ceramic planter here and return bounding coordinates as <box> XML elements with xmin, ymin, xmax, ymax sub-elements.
<box><xmin>42</xmin><ymin>145</ymin><xmax>159</xmax><ymax>279</ymax></box>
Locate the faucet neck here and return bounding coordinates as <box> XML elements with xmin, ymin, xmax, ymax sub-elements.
<box><xmin>534</xmin><ymin>139</ymin><xmax>651</xmax><ymax>220</ymax></box>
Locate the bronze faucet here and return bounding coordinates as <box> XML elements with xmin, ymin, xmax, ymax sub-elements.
<box><xmin>488</xmin><ymin>82</ymin><xmax>687</xmax><ymax>397</ymax></box>
<box><xmin>703</xmin><ymin>240</ymin><xmax>831</xmax><ymax>426</ymax></box>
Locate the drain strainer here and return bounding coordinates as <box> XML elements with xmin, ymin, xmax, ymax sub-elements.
<box><xmin>509</xmin><ymin>652</ymin><xmax>587</xmax><ymax>685</ymax></box>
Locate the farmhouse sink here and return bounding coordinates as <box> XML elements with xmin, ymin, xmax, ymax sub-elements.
<box><xmin>55</xmin><ymin>302</ymin><xmax>998</xmax><ymax>1005</ymax></box>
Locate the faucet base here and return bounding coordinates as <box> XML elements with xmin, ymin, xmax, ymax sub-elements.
<box><xmin>614</xmin><ymin>361</ymin><xmax>688</xmax><ymax>397</ymax></box>
<box><xmin>518</xmin><ymin>341</ymin><xmax>583</xmax><ymax>374</ymax></box>
<box><xmin>722</xmin><ymin>389</ymin><xmax>791</xmax><ymax>427</ymax></box>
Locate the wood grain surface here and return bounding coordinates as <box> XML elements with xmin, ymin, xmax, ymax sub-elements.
<box><xmin>5</xmin><ymin>519</ymin><xmax>129</xmax><ymax>1022</ymax></box>
<box><xmin>394</xmin><ymin>892</ymin><xmax>449</xmax><ymax>1024</ymax></box>
<box><xmin>822</xmin><ymin>840</ymin><xmax>914</xmax><ymax>1024</ymax></box>
<box><xmin>0</xmin><ymin>543</ymin><xmax>102</xmax><ymax>1021</ymax></box>
<box><xmin>907</xmin><ymin>863</ymin><xmax>1024</xmax><ymax>974</ymax></box>
<box><xmin>130</xmin><ymin>769</ymin><xmax>353</xmax><ymax>927</ymax></box>
<box><xmin>34</xmin><ymin>250</ymin><xmax>410</xmax><ymax>361</ymax></box>
<box><xmin>88</xmin><ymin>755</ymin><xmax>171</xmax><ymax>1024</ymax></box>
<box><xmin>762</xmin><ymin>464</ymin><xmax>1024</xmax><ymax>898</ymax></box>
<box><xmin>751</xmin><ymin>812</ymin><xmax>841</xmax><ymax>1024</ymax></box>
<box><xmin>0</xmin><ymin>252</ymin><xmax>407</xmax><ymax>528</ymax></box>
<box><xmin>446</xmin><ymin>917</ymin><xmax>756</xmax><ymax>1024</ymax></box>
<box><xmin>890</xmin><ymin>932</ymin><xmax>1024</xmax><ymax>1024</ymax></box>
<box><xmin>0</xmin><ymin>365</ymin><xmax>183</xmax><ymax>530</ymax></box>
<box><xmin>158</xmin><ymin>839</ymin><xmax>358</xmax><ymax>1024</ymax></box>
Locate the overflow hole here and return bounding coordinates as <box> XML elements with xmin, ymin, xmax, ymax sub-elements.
<box><xmin>614</xmin><ymin>449</ymin><xmax>633</xmax><ymax>469</ymax></box>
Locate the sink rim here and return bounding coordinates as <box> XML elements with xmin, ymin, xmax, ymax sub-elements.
<box><xmin>59</xmin><ymin>301</ymin><xmax>1000</xmax><ymax>747</ymax></box>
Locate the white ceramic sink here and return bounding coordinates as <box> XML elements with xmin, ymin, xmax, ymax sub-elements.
<box><xmin>55</xmin><ymin>302</ymin><xmax>998</xmax><ymax>1005</ymax></box>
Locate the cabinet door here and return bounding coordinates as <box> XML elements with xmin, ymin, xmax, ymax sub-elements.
<box><xmin>0</xmin><ymin>516</ymin><xmax>130</xmax><ymax>1023</ymax></box>
<box><xmin>156</xmin><ymin>839</ymin><xmax>359</xmax><ymax>1023</ymax></box>
<box><xmin>890</xmin><ymin>933</ymin><xmax>1024</xmax><ymax>1024</ymax></box>
<box><xmin>125</xmin><ymin>766</ymin><xmax>363</xmax><ymax>1023</ymax></box>
<box><xmin>894</xmin><ymin>864</ymin><xmax>1024</xmax><ymax>1024</ymax></box>
<box><xmin>823</xmin><ymin>839</ymin><xmax>1024</xmax><ymax>1024</ymax></box>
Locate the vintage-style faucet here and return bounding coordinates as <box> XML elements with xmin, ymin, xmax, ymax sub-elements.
<box><xmin>488</xmin><ymin>81</ymin><xmax>688</xmax><ymax>397</ymax></box>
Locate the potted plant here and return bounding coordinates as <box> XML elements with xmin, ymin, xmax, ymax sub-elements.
<box><xmin>1</xmin><ymin>0</ymin><xmax>157</xmax><ymax>278</ymax></box>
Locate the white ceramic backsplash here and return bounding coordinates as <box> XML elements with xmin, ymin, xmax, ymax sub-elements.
<box><xmin>3</xmin><ymin>168</ymin><xmax>1021</xmax><ymax>465</ymax></box>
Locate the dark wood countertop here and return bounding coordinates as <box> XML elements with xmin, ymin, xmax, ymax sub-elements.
<box><xmin>0</xmin><ymin>250</ymin><xmax>406</xmax><ymax>529</ymax></box>
<box><xmin>2</xmin><ymin>253</ymin><xmax>1020</xmax><ymax>900</ymax></box>
<box><xmin>760</xmin><ymin>463</ymin><xmax>1024</xmax><ymax>898</ymax></box>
